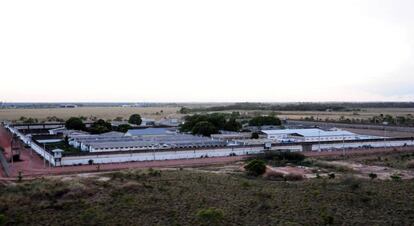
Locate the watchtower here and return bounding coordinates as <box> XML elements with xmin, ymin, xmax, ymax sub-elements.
<box><xmin>10</xmin><ymin>134</ymin><xmax>21</xmax><ymax>162</ymax></box>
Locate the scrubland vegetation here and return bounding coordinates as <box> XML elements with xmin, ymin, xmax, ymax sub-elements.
<box><xmin>0</xmin><ymin>168</ymin><xmax>414</xmax><ymax>225</ymax></box>
<box><xmin>321</xmin><ymin>150</ymin><xmax>414</xmax><ymax>170</ymax></box>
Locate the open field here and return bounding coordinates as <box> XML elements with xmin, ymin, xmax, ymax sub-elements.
<box><xmin>200</xmin><ymin>108</ymin><xmax>414</xmax><ymax>121</ymax></box>
<box><xmin>0</xmin><ymin>169</ymin><xmax>413</xmax><ymax>225</ymax></box>
<box><xmin>277</xmin><ymin>108</ymin><xmax>414</xmax><ymax>120</ymax></box>
<box><xmin>2</xmin><ymin>106</ymin><xmax>414</xmax><ymax>122</ymax></box>
<box><xmin>0</xmin><ymin>107</ymin><xmax>180</xmax><ymax>121</ymax></box>
<box><xmin>319</xmin><ymin>150</ymin><xmax>414</xmax><ymax>170</ymax></box>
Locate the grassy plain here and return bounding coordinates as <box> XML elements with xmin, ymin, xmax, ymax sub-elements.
<box><xmin>278</xmin><ymin>108</ymin><xmax>414</xmax><ymax>120</ymax></box>
<box><xmin>0</xmin><ymin>169</ymin><xmax>414</xmax><ymax>226</ymax></box>
<box><xmin>195</xmin><ymin>107</ymin><xmax>414</xmax><ymax>121</ymax></box>
<box><xmin>261</xmin><ymin>108</ymin><xmax>414</xmax><ymax>121</ymax></box>
<box><xmin>0</xmin><ymin>107</ymin><xmax>180</xmax><ymax>121</ymax></box>
<box><xmin>1</xmin><ymin>106</ymin><xmax>414</xmax><ymax>122</ymax></box>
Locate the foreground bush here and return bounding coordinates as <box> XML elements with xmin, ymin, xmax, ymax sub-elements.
<box><xmin>251</xmin><ymin>151</ymin><xmax>306</xmax><ymax>166</ymax></box>
<box><xmin>244</xmin><ymin>160</ymin><xmax>266</xmax><ymax>176</ymax></box>
<box><xmin>196</xmin><ymin>207</ymin><xmax>224</xmax><ymax>226</ymax></box>
<box><xmin>0</xmin><ymin>214</ymin><xmax>6</xmax><ymax>226</ymax></box>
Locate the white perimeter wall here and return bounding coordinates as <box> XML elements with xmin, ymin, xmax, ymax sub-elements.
<box><xmin>5</xmin><ymin>125</ymin><xmax>414</xmax><ymax>167</ymax></box>
<box><xmin>6</xmin><ymin>125</ymin><xmax>56</xmax><ymax>166</ymax></box>
<box><xmin>61</xmin><ymin>139</ymin><xmax>414</xmax><ymax>166</ymax></box>
<box><xmin>61</xmin><ymin>146</ymin><xmax>264</xmax><ymax>165</ymax></box>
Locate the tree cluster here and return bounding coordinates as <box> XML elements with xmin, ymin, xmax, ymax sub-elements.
<box><xmin>128</xmin><ymin>114</ymin><xmax>142</xmax><ymax>125</ymax></box>
<box><xmin>180</xmin><ymin>113</ymin><xmax>242</xmax><ymax>136</ymax></box>
<box><xmin>65</xmin><ymin>117</ymin><xmax>86</xmax><ymax>130</ymax></box>
<box><xmin>304</xmin><ymin>113</ymin><xmax>414</xmax><ymax>127</ymax></box>
<box><xmin>248</xmin><ymin>116</ymin><xmax>281</xmax><ymax>126</ymax></box>
<box><xmin>19</xmin><ymin>116</ymin><xmax>38</xmax><ymax>124</ymax></box>
<box><xmin>117</xmin><ymin>124</ymin><xmax>132</xmax><ymax>133</ymax></box>
<box><xmin>89</xmin><ymin>119</ymin><xmax>112</xmax><ymax>134</ymax></box>
<box><xmin>244</xmin><ymin>159</ymin><xmax>266</xmax><ymax>176</ymax></box>
<box><xmin>186</xmin><ymin>102</ymin><xmax>414</xmax><ymax>113</ymax></box>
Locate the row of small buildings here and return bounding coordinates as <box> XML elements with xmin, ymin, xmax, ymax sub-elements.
<box><xmin>7</xmin><ymin>122</ymin><xmax>411</xmax><ymax>167</ymax></box>
<box><xmin>7</xmin><ymin>122</ymin><xmax>379</xmax><ymax>155</ymax></box>
<box><xmin>69</xmin><ymin>129</ymin><xmax>226</xmax><ymax>152</ymax></box>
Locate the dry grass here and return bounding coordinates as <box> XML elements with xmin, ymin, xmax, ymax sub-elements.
<box><xmin>0</xmin><ymin>107</ymin><xmax>180</xmax><ymax>121</ymax></box>
<box><xmin>1</xmin><ymin>170</ymin><xmax>414</xmax><ymax>225</ymax></box>
<box><xmin>277</xmin><ymin>108</ymin><xmax>414</xmax><ymax>120</ymax></box>
<box><xmin>205</xmin><ymin>108</ymin><xmax>414</xmax><ymax>121</ymax></box>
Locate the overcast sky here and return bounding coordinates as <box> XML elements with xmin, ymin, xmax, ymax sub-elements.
<box><xmin>1</xmin><ymin>0</ymin><xmax>413</xmax><ymax>102</ymax></box>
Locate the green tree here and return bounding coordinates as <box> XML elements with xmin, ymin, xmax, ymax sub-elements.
<box><xmin>224</xmin><ymin>118</ymin><xmax>242</xmax><ymax>131</ymax></box>
<box><xmin>244</xmin><ymin>159</ymin><xmax>266</xmax><ymax>176</ymax></box>
<box><xmin>191</xmin><ymin>121</ymin><xmax>218</xmax><ymax>136</ymax></box>
<box><xmin>249</xmin><ymin>116</ymin><xmax>281</xmax><ymax>126</ymax></box>
<box><xmin>208</xmin><ymin>113</ymin><xmax>227</xmax><ymax>129</ymax></box>
<box><xmin>128</xmin><ymin>114</ymin><xmax>142</xmax><ymax>125</ymax></box>
<box><xmin>65</xmin><ymin>117</ymin><xmax>86</xmax><ymax>130</ymax></box>
<box><xmin>117</xmin><ymin>124</ymin><xmax>132</xmax><ymax>133</ymax></box>
<box><xmin>89</xmin><ymin>119</ymin><xmax>112</xmax><ymax>134</ymax></box>
<box><xmin>179</xmin><ymin>107</ymin><xmax>191</xmax><ymax>114</ymax></box>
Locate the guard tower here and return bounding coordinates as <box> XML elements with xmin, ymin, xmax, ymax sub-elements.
<box><xmin>10</xmin><ymin>134</ymin><xmax>21</xmax><ymax>162</ymax></box>
<box><xmin>52</xmin><ymin>149</ymin><xmax>64</xmax><ymax>166</ymax></box>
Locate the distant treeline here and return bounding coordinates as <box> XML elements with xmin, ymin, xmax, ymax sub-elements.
<box><xmin>184</xmin><ymin>102</ymin><xmax>414</xmax><ymax>113</ymax></box>
<box><xmin>302</xmin><ymin>114</ymin><xmax>414</xmax><ymax>127</ymax></box>
<box><xmin>0</xmin><ymin>102</ymin><xmax>180</xmax><ymax>109</ymax></box>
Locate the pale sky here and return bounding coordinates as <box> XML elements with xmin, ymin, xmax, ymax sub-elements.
<box><xmin>1</xmin><ymin>0</ymin><xmax>413</xmax><ymax>102</ymax></box>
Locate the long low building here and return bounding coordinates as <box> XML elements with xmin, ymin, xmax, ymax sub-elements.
<box><xmin>69</xmin><ymin>129</ymin><xmax>226</xmax><ymax>152</ymax></box>
<box><xmin>262</xmin><ymin>128</ymin><xmax>377</xmax><ymax>142</ymax></box>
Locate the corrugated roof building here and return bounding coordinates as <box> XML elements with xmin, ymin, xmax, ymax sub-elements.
<box><xmin>261</xmin><ymin>128</ymin><xmax>368</xmax><ymax>142</ymax></box>
<box><xmin>125</xmin><ymin>128</ymin><xmax>176</xmax><ymax>136</ymax></box>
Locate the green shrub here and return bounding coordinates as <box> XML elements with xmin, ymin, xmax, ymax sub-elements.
<box><xmin>263</xmin><ymin>151</ymin><xmax>306</xmax><ymax>162</ymax></box>
<box><xmin>241</xmin><ymin>181</ymin><xmax>251</xmax><ymax>188</ymax></box>
<box><xmin>342</xmin><ymin>177</ymin><xmax>361</xmax><ymax>191</ymax></box>
<box><xmin>148</xmin><ymin>168</ymin><xmax>161</xmax><ymax>177</ymax></box>
<box><xmin>390</xmin><ymin>174</ymin><xmax>401</xmax><ymax>181</ymax></box>
<box><xmin>250</xmin><ymin>151</ymin><xmax>307</xmax><ymax>167</ymax></box>
<box><xmin>244</xmin><ymin>160</ymin><xmax>266</xmax><ymax>177</ymax></box>
<box><xmin>0</xmin><ymin>214</ymin><xmax>6</xmax><ymax>226</ymax></box>
<box><xmin>196</xmin><ymin>207</ymin><xmax>224</xmax><ymax>226</ymax></box>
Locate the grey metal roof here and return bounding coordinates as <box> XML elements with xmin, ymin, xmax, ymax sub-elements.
<box><xmin>75</xmin><ymin>133</ymin><xmax>225</xmax><ymax>150</ymax></box>
<box><xmin>126</xmin><ymin>128</ymin><xmax>175</xmax><ymax>136</ymax></box>
<box><xmin>262</xmin><ymin>129</ymin><xmax>356</xmax><ymax>137</ymax></box>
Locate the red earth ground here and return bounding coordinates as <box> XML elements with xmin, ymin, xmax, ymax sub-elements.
<box><xmin>1</xmin><ymin>126</ymin><xmax>413</xmax><ymax>180</ymax></box>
